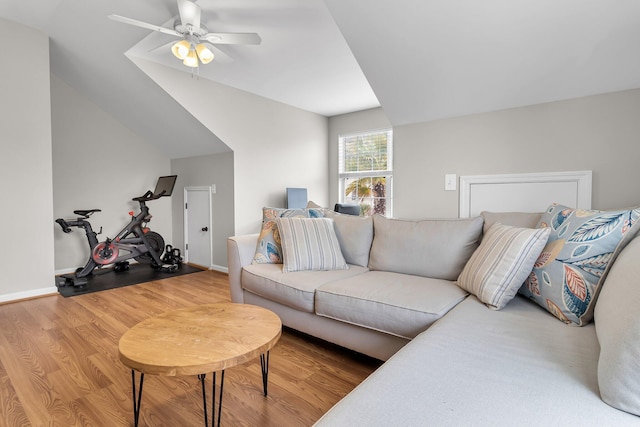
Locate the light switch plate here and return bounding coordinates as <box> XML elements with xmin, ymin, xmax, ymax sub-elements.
<box><xmin>445</xmin><ymin>174</ymin><xmax>457</xmax><ymax>191</ymax></box>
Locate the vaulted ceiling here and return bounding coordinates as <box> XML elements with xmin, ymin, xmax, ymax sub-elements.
<box><xmin>2</xmin><ymin>0</ymin><xmax>639</xmax><ymax>158</ymax></box>
<box><xmin>325</xmin><ymin>0</ymin><xmax>640</xmax><ymax>126</ymax></box>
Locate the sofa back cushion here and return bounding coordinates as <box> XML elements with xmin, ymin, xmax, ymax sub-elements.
<box><xmin>324</xmin><ymin>211</ymin><xmax>373</xmax><ymax>267</ymax></box>
<box><xmin>480</xmin><ymin>211</ymin><xmax>542</xmax><ymax>235</ymax></box>
<box><xmin>369</xmin><ymin>215</ymin><xmax>484</xmax><ymax>280</ymax></box>
<box><xmin>595</xmin><ymin>235</ymin><xmax>640</xmax><ymax>416</ymax></box>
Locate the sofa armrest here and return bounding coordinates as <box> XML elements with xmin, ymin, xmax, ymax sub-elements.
<box><xmin>227</xmin><ymin>234</ymin><xmax>259</xmax><ymax>303</ymax></box>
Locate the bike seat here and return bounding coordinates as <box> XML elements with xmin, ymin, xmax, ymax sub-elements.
<box><xmin>73</xmin><ymin>209</ymin><xmax>101</xmax><ymax>218</ymax></box>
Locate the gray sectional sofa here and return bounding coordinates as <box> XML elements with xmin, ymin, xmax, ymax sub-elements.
<box><xmin>227</xmin><ymin>207</ymin><xmax>640</xmax><ymax>425</ymax></box>
<box><xmin>228</xmin><ymin>212</ymin><xmax>484</xmax><ymax>360</ymax></box>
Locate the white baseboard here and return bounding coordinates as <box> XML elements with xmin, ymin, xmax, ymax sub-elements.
<box><xmin>0</xmin><ymin>287</ymin><xmax>58</xmax><ymax>304</ymax></box>
<box><xmin>211</xmin><ymin>264</ymin><xmax>228</xmax><ymax>274</ymax></box>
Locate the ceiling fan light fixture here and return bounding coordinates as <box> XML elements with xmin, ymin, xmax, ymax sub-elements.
<box><xmin>183</xmin><ymin>49</ymin><xmax>199</xmax><ymax>68</ymax></box>
<box><xmin>171</xmin><ymin>39</ymin><xmax>191</xmax><ymax>60</ymax></box>
<box><xmin>195</xmin><ymin>43</ymin><xmax>214</xmax><ymax>64</ymax></box>
<box><xmin>109</xmin><ymin>0</ymin><xmax>261</xmax><ymax>71</ymax></box>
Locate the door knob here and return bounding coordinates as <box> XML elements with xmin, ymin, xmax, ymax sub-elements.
<box><xmin>201</xmin><ymin>227</ymin><xmax>208</xmax><ymax>232</ymax></box>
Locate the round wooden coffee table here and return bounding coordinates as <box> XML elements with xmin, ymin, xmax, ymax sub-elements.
<box><xmin>118</xmin><ymin>303</ymin><xmax>282</xmax><ymax>426</ymax></box>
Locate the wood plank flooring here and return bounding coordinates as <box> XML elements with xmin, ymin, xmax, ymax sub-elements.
<box><xmin>0</xmin><ymin>270</ymin><xmax>382</xmax><ymax>426</ymax></box>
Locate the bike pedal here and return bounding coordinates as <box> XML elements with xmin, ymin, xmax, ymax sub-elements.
<box><xmin>72</xmin><ymin>277</ymin><xmax>88</xmax><ymax>288</ymax></box>
<box><xmin>114</xmin><ymin>261</ymin><xmax>130</xmax><ymax>272</ymax></box>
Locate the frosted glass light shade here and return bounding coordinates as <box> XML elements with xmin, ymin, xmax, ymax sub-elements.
<box><xmin>171</xmin><ymin>40</ymin><xmax>191</xmax><ymax>59</ymax></box>
<box><xmin>195</xmin><ymin>44</ymin><xmax>214</xmax><ymax>64</ymax></box>
<box><xmin>183</xmin><ymin>50</ymin><xmax>199</xmax><ymax>67</ymax></box>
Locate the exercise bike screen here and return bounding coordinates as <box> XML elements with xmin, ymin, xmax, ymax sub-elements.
<box><xmin>154</xmin><ymin>175</ymin><xmax>177</xmax><ymax>197</ymax></box>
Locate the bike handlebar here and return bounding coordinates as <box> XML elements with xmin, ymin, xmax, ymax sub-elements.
<box><xmin>56</xmin><ymin>218</ymin><xmax>72</xmax><ymax>233</ymax></box>
<box><xmin>132</xmin><ymin>190</ymin><xmax>166</xmax><ymax>203</ymax></box>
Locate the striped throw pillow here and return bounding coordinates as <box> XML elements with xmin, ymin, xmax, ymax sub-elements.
<box><xmin>276</xmin><ymin>217</ymin><xmax>348</xmax><ymax>273</ymax></box>
<box><xmin>457</xmin><ymin>223</ymin><xmax>550</xmax><ymax>310</ymax></box>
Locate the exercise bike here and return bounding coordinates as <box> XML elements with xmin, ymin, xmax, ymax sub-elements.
<box><xmin>55</xmin><ymin>176</ymin><xmax>179</xmax><ymax>288</ymax></box>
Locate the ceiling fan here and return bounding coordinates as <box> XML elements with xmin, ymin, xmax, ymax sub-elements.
<box><xmin>109</xmin><ymin>0</ymin><xmax>261</xmax><ymax>68</ymax></box>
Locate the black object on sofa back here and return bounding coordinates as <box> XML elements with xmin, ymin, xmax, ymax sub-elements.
<box><xmin>334</xmin><ymin>203</ymin><xmax>360</xmax><ymax>216</ymax></box>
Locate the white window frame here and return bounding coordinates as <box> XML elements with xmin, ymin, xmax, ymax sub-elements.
<box><xmin>338</xmin><ymin>128</ymin><xmax>393</xmax><ymax>217</ymax></box>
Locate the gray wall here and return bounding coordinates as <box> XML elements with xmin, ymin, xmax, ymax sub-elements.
<box><xmin>171</xmin><ymin>152</ymin><xmax>235</xmax><ymax>270</ymax></box>
<box><xmin>0</xmin><ymin>18</ymin><xmax>55</xmax><ymax>301</ymax></box>
<box><xmin>393</xmin><ymin>89</ymin><xmax>640</xmax><ymax>218</ymax></box>
<box><xmin>132</xmin><ymin>58</ymin><xmax>329</xmax><ymax>237</ymax></box>
<box><xmin>51</xmin><ymin>76</ymin><xmax>172</xmax><ymax>272</ymax></box>
<box><xmin>329</xmin><ymin>90</ymin><xmax>640</xmax><ymax>219</ymax></box>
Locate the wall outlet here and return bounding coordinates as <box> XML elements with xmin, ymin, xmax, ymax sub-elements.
<box><xmin>445</xmin><ymin>174</ymin><xmax>457</xmax><ymax>191</ymax></box>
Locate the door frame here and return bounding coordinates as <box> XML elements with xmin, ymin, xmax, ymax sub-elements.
<box><xmin>183</xmin><ymin>186</ymin><xmax>213</xmax><ymax>269</ymax></box>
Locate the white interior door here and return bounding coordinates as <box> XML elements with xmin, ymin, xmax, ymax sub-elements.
<box><xmin>184</xmin><ymin>187</ymin><xmax>212</xmax><ymax>268</ymax></box>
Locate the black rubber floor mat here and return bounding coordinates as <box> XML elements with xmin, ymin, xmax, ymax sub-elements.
<box><xmin>56</xmin><ymin>263</ymin><xmax>204</xmax><ymax>297</ymax></box>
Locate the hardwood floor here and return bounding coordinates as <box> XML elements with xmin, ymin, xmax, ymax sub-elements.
<box><xmin>0</xmin><ymin>271</ymin><xmax>381</xmax><ymax>426</ymax></box>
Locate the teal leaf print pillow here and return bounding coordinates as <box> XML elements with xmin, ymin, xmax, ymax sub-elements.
<box><xmin>520</xmin><ymin>203</ymin><xmax>640</xmax><ymax>326</ymax></box>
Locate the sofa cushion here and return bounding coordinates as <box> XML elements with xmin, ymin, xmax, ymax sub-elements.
<box><xmin>276</xmin><ymin>217</ymin><xmax>348</xmax><ymax>272</ymax></box>
<box><xmin>369</xmin><ymin>215</ymin><xmax>483</xmax><ymax>280</ymax></box>
<box><xmin>315</xmin><ymin>271</ymin><xmax>468</xmax><ymax>339</ymax></box>
<box><xmin>314</xmin><ymin>295</ymin><xmax>640</xmax><ymax>426</ymax></box>
<box><xmin>457</xmin><ymin>223</ymin><xmax>550</xmax><ymax>310</ymax></box>
<box><xmin>595</xmin><ymin>236</ymin><xmax>640</xmax><ymax>416</ymax></box>
<box><xmin>323</xmin><ymin>211</ymin><xmax>373</xmax><ymax>267</ymax></box>
<box><xmin>520</xmin><ymin>203</ymin><xmax>640</xmax><ymax>325</ymax></box>
<box><xmin>252</xmin><ymin>207</ymin><xmax>324</xmax><ymax>264</ymax></box>
<box><xmin>242</xmin><ymin>263</ymin><xmax>368</xmax><ymax>312</ymax></box>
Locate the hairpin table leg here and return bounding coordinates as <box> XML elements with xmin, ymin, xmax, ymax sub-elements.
<box><xmin>209</xmin><ymin>371</ymin><xmax>225</xmax><ymax>427</ymax></box>
<box><xmin>131</xmin><ymin>370</ymin><xmax>144</xmax><ymax>427</ymax></box>
<box><xmin>260</xmin><ymin>352</ymin><xmax>270</xmax><ymax>396</ymax></box>
<box><xmin>198</xmin><ymin>374</ymin><xmax>208</xmax><ymax>427</ymax></box>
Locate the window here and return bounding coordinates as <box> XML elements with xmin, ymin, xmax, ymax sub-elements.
<box><xmin>338</xmin><ymin>129</ymin><xmax>393</xmax><ymax>217</ymax></box>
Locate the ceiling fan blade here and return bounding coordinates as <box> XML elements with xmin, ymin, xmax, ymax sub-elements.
<box><xmin>177</xmin><ymin>0</ymin><xmax>201</xmax><ymax>29</ymax></box>
<box><xmin>109</xmin><ymin>15</ymin><xmax>182</xmax><ymax>37</ymax></box>
<box><xmin>202</xmin><ymin>32</ymin><xmax>262</xmax><ymax>45</ymax></box>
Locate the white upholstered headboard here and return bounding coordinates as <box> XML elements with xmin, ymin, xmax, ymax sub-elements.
<box><xmin>459</xmin><ymin>171</ymin><xmax>592</xmax><ymax>218</ymax></box>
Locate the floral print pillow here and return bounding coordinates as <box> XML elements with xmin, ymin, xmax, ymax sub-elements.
<box><xmin>520</xmin><ymin>203</ymin><xmax>640</xmax><ymax>326</ymax></box>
